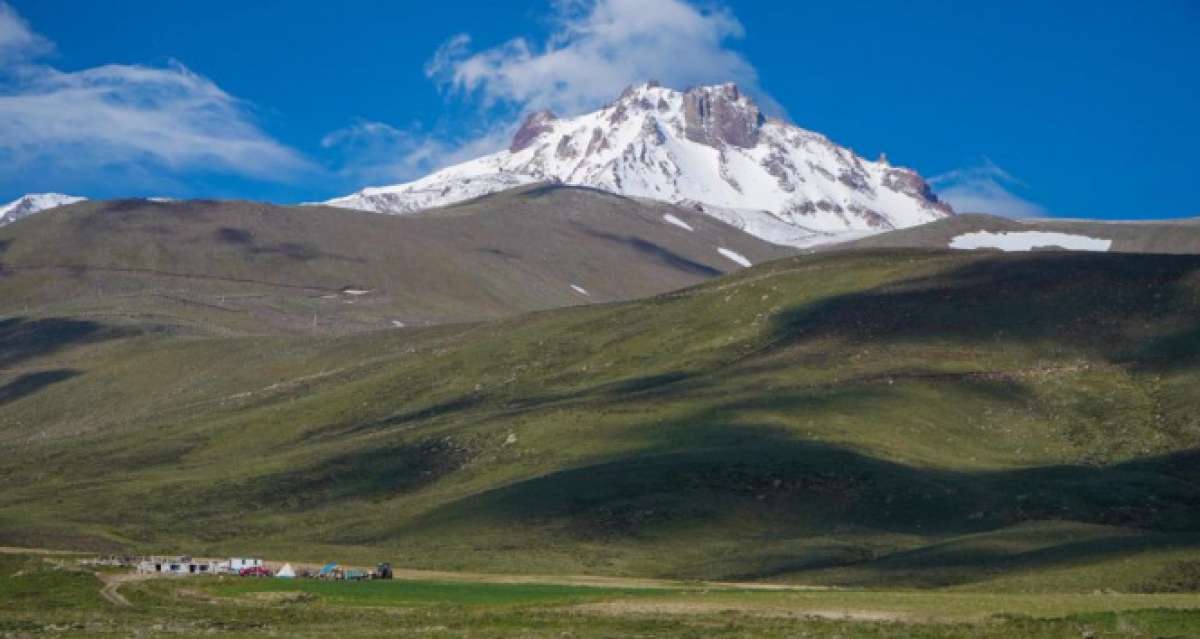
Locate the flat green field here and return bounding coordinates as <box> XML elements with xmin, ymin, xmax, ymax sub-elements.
<box><xmin>2</xmin><ymin>553</ymin><xmax>1199</xmax><ymax>638</ymax></box>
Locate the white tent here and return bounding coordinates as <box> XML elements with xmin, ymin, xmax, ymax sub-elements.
<box><xmin>275</xmin><ymin>563</ymin><xmax>296</xmax><ymax>578</ymax></box>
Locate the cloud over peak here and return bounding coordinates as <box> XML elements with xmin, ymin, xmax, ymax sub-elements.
<box><xmin>425</xmin><ymin>0</ymin><xmax>776</xmax><ymax>117</ymax></box>
<box><xmin>931</xmin><ymin>159</ymin><xmax>1047</xmax><ymax>218</ymax></box>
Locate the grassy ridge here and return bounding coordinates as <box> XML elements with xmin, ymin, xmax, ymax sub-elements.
<box><xmin>1</xmin><ymin>249</ymin><xmax>1199</xmax><ymax>590</ymax></box>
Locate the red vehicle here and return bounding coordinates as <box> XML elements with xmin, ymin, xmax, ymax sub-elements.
<box><xmin>239</xmin><ymin>566</ymin><xmax>273</xmax><ymax>577</ymax></box>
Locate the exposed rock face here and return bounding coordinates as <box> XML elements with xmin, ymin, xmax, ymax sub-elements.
<box><xmin>325</xmin><ymin>82</ymin><xmax>954</xmax><ymax>247</ymax></box>
<box><xmin>555</xmin><ymin>135</ymin><xmax>577</xmax><ymax>161</ymax></box>
<box><xmin>883</xmin><ymin>168</ymin><xmax>954</xmax><ymax>216</ymax></box>
<box><xmin>682</xmin><ymin>83</ymin><xmax>764</xmax><ymax>149</ymax></box>
<box><xmin>510</xmin><ymin>110</ymin><xmax>558</xmax><ymax>153</ymax></box>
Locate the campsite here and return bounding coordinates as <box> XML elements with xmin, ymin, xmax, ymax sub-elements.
<box><xmin>89</xmin><ymin>554</ymin><xmax>393</xmax><ymax>582</ymax></box>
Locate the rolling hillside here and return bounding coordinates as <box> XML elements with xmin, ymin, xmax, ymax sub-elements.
<box><xmin>2</xmin><ymin>247</ymin><xmax>1198</xmax><ymax>591</ymax></box>
<box><xmin>0</xmin><ymin>186</ymin><xmax>792</xmax><ymax>334</ymax></box>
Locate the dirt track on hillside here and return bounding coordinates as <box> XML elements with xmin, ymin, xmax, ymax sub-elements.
<box><xmin>97</xmin><ymin>572</ymin><xmax>156</xmax><ymax>607</ymax></box>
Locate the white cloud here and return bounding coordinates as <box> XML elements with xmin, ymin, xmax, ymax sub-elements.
<box><xmin>0</xmin><ymin>1</ymin><xmax>50</xmax><ymax>61</ymax></box>
<box><xmin>930</xmin><ymin>159</ymin><xmax>1047</xmax><ymax>218</ymax></box>
<box><xmin>324</xmin><ymin>0</ymin><xmax>774</xmax><ymax>190</ymax></box>
<box><xmin>321</xmin><ymin>119</ymin><xmax>513</xmax><ymax>184</ymax></box>
<box><xmin>0</xmin><ymin>2</ymin><xmax>311</xmax><ymax>193</ymax></box>
<box><xmin>425</xmin><ymin>0</ymin><xmax>777</xmax><ymax>117</ymax></box>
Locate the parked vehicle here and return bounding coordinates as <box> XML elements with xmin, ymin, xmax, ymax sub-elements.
<box><xmin>239</xmin><ymin>566</ymin><xmax>273</xmax><ymax>577</ymax></box>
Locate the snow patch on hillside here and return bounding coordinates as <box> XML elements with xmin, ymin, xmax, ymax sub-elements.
<box><xmin>662</xmin><ymin>214</ymin><xmax>694</xmax><ymax>231</ymax></box>
<box><xmin>718</xmin><ymin>247</ymin><xmax>752</xmax><ymax>267</ymax></box>
<box><xmin>950</xmin><ymin>231</ymin><xmax>1112</xmax><ymax>252</ymax></box>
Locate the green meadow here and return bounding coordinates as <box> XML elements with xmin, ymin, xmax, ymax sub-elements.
<box><xmin>3</xmin><ymin>553</ymin><xmax>1200</xmax><ymax>637</ymax></box>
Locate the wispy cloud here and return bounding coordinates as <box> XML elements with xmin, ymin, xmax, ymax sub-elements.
<box><xmin>0</xmin><ymin>1</ymin><xmax>49</xmax><ymax>61</ymax></box>
<box><xmin>426</xmin><ymin>0</ymin><xmax>777</xmax><ymax>117</ymax></box>
<box><xmin>930</xmin><ymin>159</ymin><xmax>1047</xmax><ymax>218</ymax></box>
<box><xmin>321</xmin><ymin>119</ymin><xmax>513</xmax><ymax>185</ymax></box>
<box><xmin>328</xmin><ymin>0</ymin><xmax>774</xmax><ymax>190</ymax></box>
<box><xmin>0</xmin><ymin>2</ymin><xmax>311</xmax><ymax>195</ymax></box>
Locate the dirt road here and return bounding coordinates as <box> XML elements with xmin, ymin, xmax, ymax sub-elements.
<box><xmin>1</xmin><ymin>545</ymin><xmax>824</xmax><ymax>598</ymax></box>
<box><xmin>97</xmin><ymin>572</ymin><xmax>152</xmax><ymax>607</ymax></box>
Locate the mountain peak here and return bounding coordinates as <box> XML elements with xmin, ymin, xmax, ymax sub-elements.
<box><xmin>326</xmin><ymin>82</ymin><xmax>952</xmax><ymax>247</ymax></box>
<box><xmin>0</xmin><ymin>193</ymin><xmax>87</xmax><ymax>227</ymax></box>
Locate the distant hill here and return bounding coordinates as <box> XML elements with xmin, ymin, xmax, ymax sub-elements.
<box><xmin>0</xmin><ymin>185</ymin><xmax>793</xmax><ymax>334</ymax></box>
<box><xmin>820</xmin><ymin>212</ymin><xmax>1200</xmax><ymax>254</ymax></box>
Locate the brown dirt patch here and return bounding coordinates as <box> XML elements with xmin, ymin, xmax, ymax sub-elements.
<box><xmin>572</xmin><ymin>600</ymin><xmax>910</xmax><ymax>622</ymax></box>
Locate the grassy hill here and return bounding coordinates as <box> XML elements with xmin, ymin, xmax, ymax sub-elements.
<box><xmin>1</xmin><ymin>247</ymin><xmax>1199</xmax><ymax>592</ymax></box>
<box><xmin>0</xmin><ymin>186</ymin><xmax>791</xmax><ymax>334</ymax></box>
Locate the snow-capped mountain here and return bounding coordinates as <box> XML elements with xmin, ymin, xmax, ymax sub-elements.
<box><xmin>0</xmin><ymin>193</ymin><xmax>87</xmax><ymax>227</ymax></box>
<box><xmin>324</xmin><ymin>82</ymin><xmax>953</xmax><ymax>246</ymax></box>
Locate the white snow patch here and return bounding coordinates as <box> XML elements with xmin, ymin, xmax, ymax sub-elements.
<box><xmin>391</xmin><ymin>320</ymin><xmax>406</xmax><ymax>328</ymax></box>
<box><xmin>949</xmin><ymin>231</ymin><xmax>1112</xmax><ymax>252</ymax></box>
<box><xmin>717</xmin><ymin>247</ymin><xmax>752</xmax><ymax>267</ymax></box>
<box><xmin>570</xmin><ymin>284</ymin><xmax>590</xmax><ymax>296</ymax></box>
<box><xmin>341</xmin><ymin>288</ymin><xmax>371</xmax><ymax>296</ymax></box>
<box><xmin>662</xmin><ymin>214</ymin><xmax>694</xmax><ymax>232</ymax></box>
<box><xmin>0</xmin><ymin>193</ymin><xmax>86</xmax><ymax>226</ymax></box>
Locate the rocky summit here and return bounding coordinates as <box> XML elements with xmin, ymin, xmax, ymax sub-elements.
<box><xmin>324</xmin><ymin>82</ymin><xmax>953</xmax><ymax>247</ymax></box>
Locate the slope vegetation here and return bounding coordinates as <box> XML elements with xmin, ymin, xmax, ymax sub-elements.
<box><xmin>1</xmin><ymin>248</ymin><xmax>1199</xmax><ymax>591</ymax></box>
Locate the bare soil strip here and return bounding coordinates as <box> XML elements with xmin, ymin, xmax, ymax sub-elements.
<box><xmin>572</xmin><ymin>600</ymin><xmax>909</xmax><ymax>622</ymax></box>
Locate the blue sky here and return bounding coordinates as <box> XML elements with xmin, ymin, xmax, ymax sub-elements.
<box><xmin>1</xmin><ymin>0</ymin><xmax>1197</xmax><ymax>219</ymax></box>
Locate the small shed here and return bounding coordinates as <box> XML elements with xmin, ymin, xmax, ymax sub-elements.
<box><xmin>275</xmin><ymin>563</ymin><xmax>296</xmax><ymax>579</ymax></box>
<box><xmin>230</xmin><ymin>558</ymin><xmax>264</xmax><ymax>572</ymax></box>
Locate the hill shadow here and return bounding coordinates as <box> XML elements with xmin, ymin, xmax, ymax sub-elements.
<box><xmin>401</xmin><ymin>421</ymin><xmax>1200</xmax><ymax>537</ymax></box>
<box><xmin>216</xmin><ymin>437</ymin><xmax>475</xmax><ymax>512</ymax></box>
<box><xmin>213</xmin><ymin>227</ymin><xmax>366</xmax><ymax>263</ymax></box>
<box><xmin>0</xmin><ymin>317</ymin><xmax>135</xmax><ymax>369</ymax></box>
<box><xmin>0</xmin><ymin>369</ymin><xmax>80</xmax><ymax>407</ymax></box>
<box><xmin>579</xmin><ymin>227</ymin><xmax>722</xmax><ymax>277</ymax></box>
<box><xmin>379</xmin><ymin>411</ymin><xmax>1200</xmax><ymax>582</ymax></box>
<box><xmin>771</xmin><ymin>252</ymin><xmax>1200</xmax><ymax>371</ymax></box>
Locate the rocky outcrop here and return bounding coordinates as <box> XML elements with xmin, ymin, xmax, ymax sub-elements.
<box><xmin>510</xmin><ymin>110</ymin><xmax>557</xmax><ymax>153</ymax></box>
<box><xmin>883</xmin><ymin>168</ymin><xmax>954</xmax><ymax>216</ymax></box>
<box><xmin>682</xmin><ymin>83</ymin><xmax>764</xmax><ymax>149</ymax></box>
